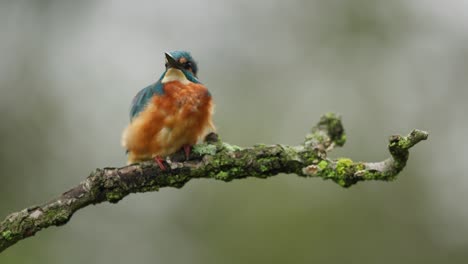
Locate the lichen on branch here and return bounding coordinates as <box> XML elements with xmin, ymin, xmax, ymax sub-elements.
<box><xmin>0</xmin><ymin>113</ymin><xmax>428</xmax><ymax>253</ymax></box>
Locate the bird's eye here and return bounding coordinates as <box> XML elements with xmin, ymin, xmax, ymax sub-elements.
<box><xmin>165</xmin><ymin>63</ymin><xmax>168</xmax><ymax>68</ymax></box>
<box><xmin>183</xmin><ymin>62</ymin><xmax>192</xmax><ymax>70</ymax></box>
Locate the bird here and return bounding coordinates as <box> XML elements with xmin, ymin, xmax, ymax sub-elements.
<box><xmin>121</xmin><ymin>51</ymin><xmax>215</xmax><ymax>169</ymax></box>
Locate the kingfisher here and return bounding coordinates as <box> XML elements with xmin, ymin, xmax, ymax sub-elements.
<box><xmin>121</xmin><ymin>51</ymin><xmax>215</xmax><ymax>169</ymax></box>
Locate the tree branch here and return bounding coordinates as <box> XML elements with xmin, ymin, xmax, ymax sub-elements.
<box><xmin>0</xmin><ymin>113</ymin><xmax>428</xmax><ymax>253</ymax></box>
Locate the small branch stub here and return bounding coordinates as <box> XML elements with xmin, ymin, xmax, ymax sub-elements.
<box><xmin>0</xmin><ymin>113</ymin><xmax>428</xmax><ymax>253</ymax></box>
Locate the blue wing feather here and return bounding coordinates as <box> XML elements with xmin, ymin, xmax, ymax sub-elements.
<box><xmin>128</xmin><ymin>56</ymin><xmax>201</xmax><ymax>121</ymax></box>
<box><xmin>129</xmin><ymin>78</ymin><xmax>165</xmax><ymax>120</ymax></box>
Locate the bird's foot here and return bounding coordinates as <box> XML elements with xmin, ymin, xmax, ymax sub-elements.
<box><xmin>183</xmin><ymin>144</ymin><xmax>191</xmax><ymax>160</ymax></box>
<box><xmin>154</xmin><ymin>156</ymin><xmax>166</xmax><ymax>170</ymax></box>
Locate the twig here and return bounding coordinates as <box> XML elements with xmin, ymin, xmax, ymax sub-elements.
<box><xmin>0</xmin><ymin>113</ymin><xmax>428</xmax><ymax>253</ymax></box>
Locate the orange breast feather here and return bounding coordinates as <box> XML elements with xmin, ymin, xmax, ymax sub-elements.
<box><xmin>123</xmin><ymin>81</ymin><xmax>215</xmax><ymax>164</ymax></box>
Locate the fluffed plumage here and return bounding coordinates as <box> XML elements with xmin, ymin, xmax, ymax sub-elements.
<box><xmin>122</xmin><ymin>51</ymin><xmax>215</xmax><ymax>165</ymax></box>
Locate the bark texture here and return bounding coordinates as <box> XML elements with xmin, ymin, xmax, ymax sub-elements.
<box><xmin>0</xmin><ymin>113</ymin><xmax>428</xmax><ymax>253</ymax></box>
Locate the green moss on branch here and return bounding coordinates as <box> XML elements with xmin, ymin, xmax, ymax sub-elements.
<box><xmin>0</xmin><ymin>113</ymin><xmax>428</xmax><ymax>253</ymax></box>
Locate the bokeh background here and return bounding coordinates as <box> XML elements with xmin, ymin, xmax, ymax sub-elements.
<box><xmin>1</xmin><ymin>0</ymin><xmax>467</xmax><ymax>263</ymax></box>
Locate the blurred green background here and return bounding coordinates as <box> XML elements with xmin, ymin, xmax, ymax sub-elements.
<box><xmin>1</xmin><ymin>0</ymin><xmax>467</xmax><ymax>263</ymax></box>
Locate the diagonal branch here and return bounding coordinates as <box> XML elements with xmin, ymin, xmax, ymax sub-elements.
<box><xmin>0</xmin><ymin>113</ymin><xmax>428</xmax><ymax>253</ymax></box>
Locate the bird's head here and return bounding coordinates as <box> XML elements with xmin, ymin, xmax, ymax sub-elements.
<box><xmin>162</xmin><ymin>50</ymin><xmax>200</xmax><ymax>84</ymax></box>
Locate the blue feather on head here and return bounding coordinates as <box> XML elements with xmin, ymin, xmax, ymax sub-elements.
<box><xmin>129</xmin><ymin>50</ymin><xmax>201</xmax><ymax>120</ymax></box>
<box><xmin>167</xmin><ymin>50</ymin><xmax>199</xmax><ymax>77</ymax></box>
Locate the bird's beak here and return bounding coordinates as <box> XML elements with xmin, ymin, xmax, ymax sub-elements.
<box><xmin>165</xmin><ymin>52</ymin><xmax>182</xmax><ymax>69</ymax></box>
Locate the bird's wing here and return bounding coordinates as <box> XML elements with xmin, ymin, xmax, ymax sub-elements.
<box><xmin>129</xmin><ymin>80</ymin><xmax>164</xmax><ymax>120</ymax></box>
